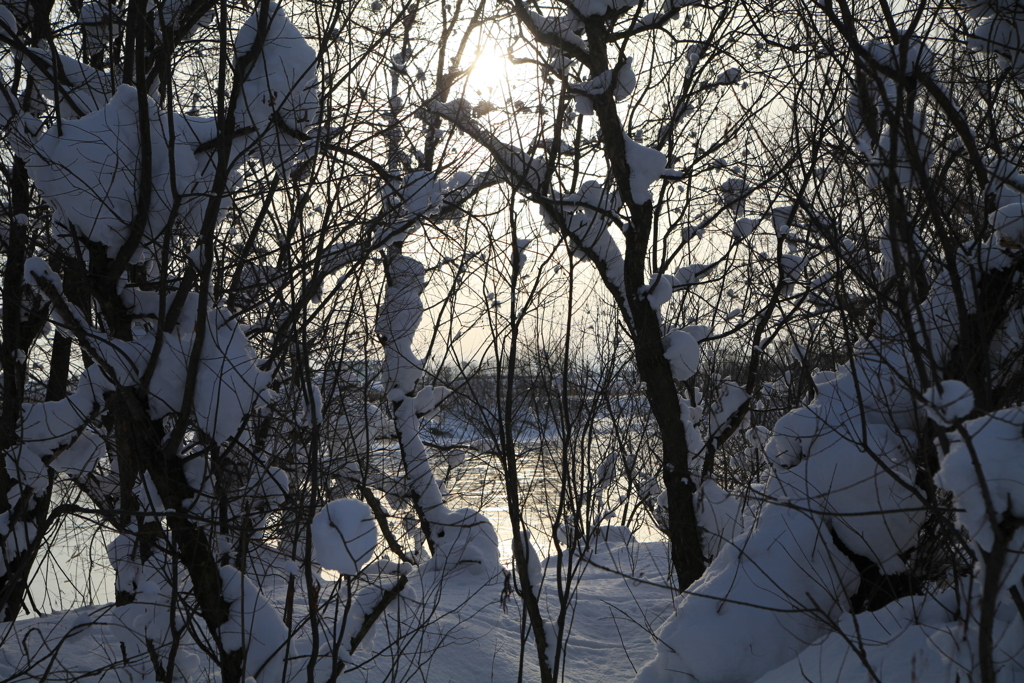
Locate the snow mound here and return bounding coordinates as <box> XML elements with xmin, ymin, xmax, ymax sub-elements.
<box><xmin>635</xmin><ymin>505</ymin><xmax>858</xmax><ymax>683</ymax></box>
<box><xmin>755</xmin><ymin>594</ymin><xmax>957</xmax><ymax>683</ymax></box>
<box><xmin>936</xmin><ymin>407</ymin><xmax>1024</xmax><ymax>552</ymax></box>
<box><xmin>312</xmin><ymin>498</ymin><xmax>378</xmax><ymax>575</ymax></box>
<box><xmin>219</xmin><ymin>565</ymin><xmax>288</xmax><ymax>683</ymax></box>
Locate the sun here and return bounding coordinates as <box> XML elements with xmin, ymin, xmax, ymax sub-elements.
<box><xmin>465</xmin><ymin>43</ymin><xmax>510</xmax><ymax>94</ymax></box>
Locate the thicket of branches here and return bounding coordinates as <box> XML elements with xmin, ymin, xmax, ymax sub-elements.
<box><xmin>0</xmin><ymin>0</ymin><xmax>1021</xmax><ymax>680</ymax></box>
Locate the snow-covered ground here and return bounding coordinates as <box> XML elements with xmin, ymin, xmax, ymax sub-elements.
<box><xmin>4</xmin><ymin>527</ymin><xmax>975</xmax><ymax>682</ymax></box>
<box><xmin>0</xmin><ymin>532</ymin><xmax>680</xmax><ymax>682</ymax></box>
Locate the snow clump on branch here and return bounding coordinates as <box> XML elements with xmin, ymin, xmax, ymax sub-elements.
<box><xmin>235</xmin><ymin>1</ymin><xmax>318</xmax><ymax>174</ymax></box>
<box><xmin>623</xmin><ymin>134</ymin><xmax>667</xmax><ymax>203</ymax></box>
<box><xmin>312</xmin><ymin>499</ymin><xmax>379</xmax><ymax>575</ymax></box>
<box><xmin>571</xmin><ymin>58</ymin><xmax>636</xmax><ymax>114</ymax></box>
<box><xmin>21</xmin><ymin>86</ymin><xmax>197</xmax><ymax>260</ymax></box>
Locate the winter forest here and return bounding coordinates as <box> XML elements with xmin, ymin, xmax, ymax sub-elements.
<box><xmin>0</xmin><ymin>0</ymin><xmax>1023</xmax><ymax>679</ymax></box>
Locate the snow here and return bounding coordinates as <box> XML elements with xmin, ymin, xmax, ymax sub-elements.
<box><xmin>245</xmin><ymin>467</ymin><xmax>290</xmax><ymax>513</ymax></box>
<box><xmin>48</xmin><ymin>429</ymin><xmax>105</xmax><ymax>479</ymax></box>
<box><xmin>23</xmin><ymin>49</ymin><xmax>113</xmax><ymax>118</ymax></box>
<box><xmin>516</xmin><ymin>236</ymin><xmax>531</xmax><ymax>271</ymax></box>
<box><xmin>755</xmin><ymin>594</ymin><xmax>957</xmax><ymax>683</ymax></box>
<box><xmin>573</xmin><ymin>71</ymin><xmax>612</xmax><ymax>116</ymax></box>
<box><xmin>623</xmin><ymin>135</ymin><xmax>667</xmax><ymax>204</ymax></box>
<box><xmin>79</xmin><ymin>1</ymin><xmax>115</xmax><ymax>59</ymax></box>
<box><xmin>235</xmin><ymin>2</ymin><xmax>318</xmax><ymax>174</ymax></box>
<box><xmin>572</xmin><ymin>58</ymin><xmax>636</xmax><ymax>114</ymax></box>
<box><xmin>8</xmin><ymin>1</ymin><xmax>1024</xmax><ymax>681</ymax></box>
<box><xmin>25</xmin><ymin>85</ymin><xmax>196</xmax><ymax>260</ymax></box>
<box><xmin>767</xmin><ymin>206</ymin><xmax>791</xmax><ymax>235</ymax></box>
<box><xmin>219</xmin><ymin>565</ymin><xmax>289</xmax><ymax>683</ymax></box>
<box><xmin>662</xmin><ymin>328</ymin><xmax>700</xmax><ymax>382</ymax></box>
<box><xmin>935</xmin><ymin>407</ymin><xmax>1024</xmax><ymax>553</ymax></box>
<box><xmin>374</xmin><ymin>250</ymin><xmax>501</xmax><ymax>571</ymax></box>
<box><xmin>0</xmin><ymin>6</ymin><xmax>15</xmax><ymax>36</ymax></box>
<box><xmin>159</xmin><ymin>0</ymin><xmax>214</xmax><ymax>32</ymax></box>
<box><xmin>22</xmin><ymin>262</ymin><xmax>269</xmax><ymax>446</ymax></box>
<box><xmin>865</xmin><ymin>34</ymin><xmax>935</xmax><ymax>75</ymax></box>
<box><xmin>148</xmin><ymin>307</ymin><xmax>271</xmax><ymax>443</ymax></box>
<box><xmin>351</xmin><ymin>541</ymin><xmax>676</xmax><ymax>683</ymax></box>
<box><xmin>422</xmin><ymin>507</ymin><xmax>501</xmax><ymax>574</ymax></box>
<box><xmin>0</xmin><ymin>85</ymin><xmax>15</xmax><ymax>131</ymax></box>
<box><xmin>694</xmin><ymin>479</ymin><xmax>746</xmax><ymax>558</ymax></box>
<box><xmin>993</xmin><ymin>306</ymin><xmax>1024</xmax><ymax>373</ymax></box>
<box><xmin>398</xmin><ymin>171</ymin><xmax>443</xmax><ymax>217</ymax></box>
<box><xmin>558</xmin><ymin>180</ymin><xmax>626</xmax><ymax>293</ymax></box>
<box><xmin>922</xmin><ymin>380</ymin><xmax>974</xmax><ymax>425</ymax></box>
<box><xmin>756</xmin><ymin>577</ymin><xmax>1024</xmax><ymax>683</ymax></box>
<box><xmin>993</xmin><ymin>195</ymin><xmax>1024</xmax><ymax>248</ymax></box>
<box><xmin>312</xmin><ymin>499</ymin><xmax>378</xmax><ymax>575</ymax></box>
<box><xmin>526</xmin><ymin>11</ymin><xmax>585</xmax><ymax>53</ymax></box>
<box><xmin>762</xmin><ymin>363</ymin><xmax>926</xmax><ymax>573</ymax></box>
<box><xmin>674</xmin><ymin>263</ymin><xmax>712</xmax><ymax>286</ymax></box>
<box><xmin>685</xmin><ymin>42</ymin><xmax>705</xmax><ymax>74</ymax></box>
<box><xmin>708</xmin><ymin>381</ymin><xmax>747</xmax><ymax>439</ymax></box>
<box><xmin>772</xmin><ymin>424</ymin><xmax>923</xmax><ymax>573</ymax></box>
<box><xmin>120</xmin><ymin>284</ymin><xmax>200</xmax><ymax>334</ymax></box>
<box><xmin>716</xmin><ymin>67</ymin><xmax>741</xmax><ymax>84</ymax></box>
<box><xmin>376</xmin><ymin>171</ymin><xmax>471</xmax><ymax>244</ymax></box>
<box><xmin>779</xmin><ymin>252</ymin><xmax>806</xmax><ymax>281</ymax></box>
<box><xmin>869</xmin><ymin>111</ymin><xmax>932</xmax><ymax>188</ymax></box>
<box><xmin>732</xmin><ymin>216</ymin><xmax>756</xmax><ymax>239</ymax></box>
<box><xmin>969</xmin><ymin>12</ymin><xmax>1024</xmax><ymax>69</ymax></box>
<box><xmin>429</xmin><ymin>98</ymin><xmax>546</xmax><ymax>192</ymax></box>
<box><xmin>719</xmin><ymin>176</ymin><xmax>749</xmax><ymax>216</ymax></box>
<box><xmin>376</xmin><ymin>255</ymin><xmax>425</xmax><ymax>397</ymax></box>
<box><xmin>19</xmin><ymin>363</ymin><xmax>109</xmax><ymax>465</ymax></box>
<box><xmin>643</xmin><ymin>272</ymin><xmax>674</xmax><ymax>311</ymax></box>
<box><xmin>635</xmin><ymin>505</ymin><xmax>858</xmax><ymax>683</ymax></box>
<box><xmin>412</xmin><ymin>385</ymin><xmax>450</xmax><ymax>419</ymax></box>
<box><xmin>616</xmin><ymin>57</ymin><xmax>637</xmax><ymax>99</ymax></box>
